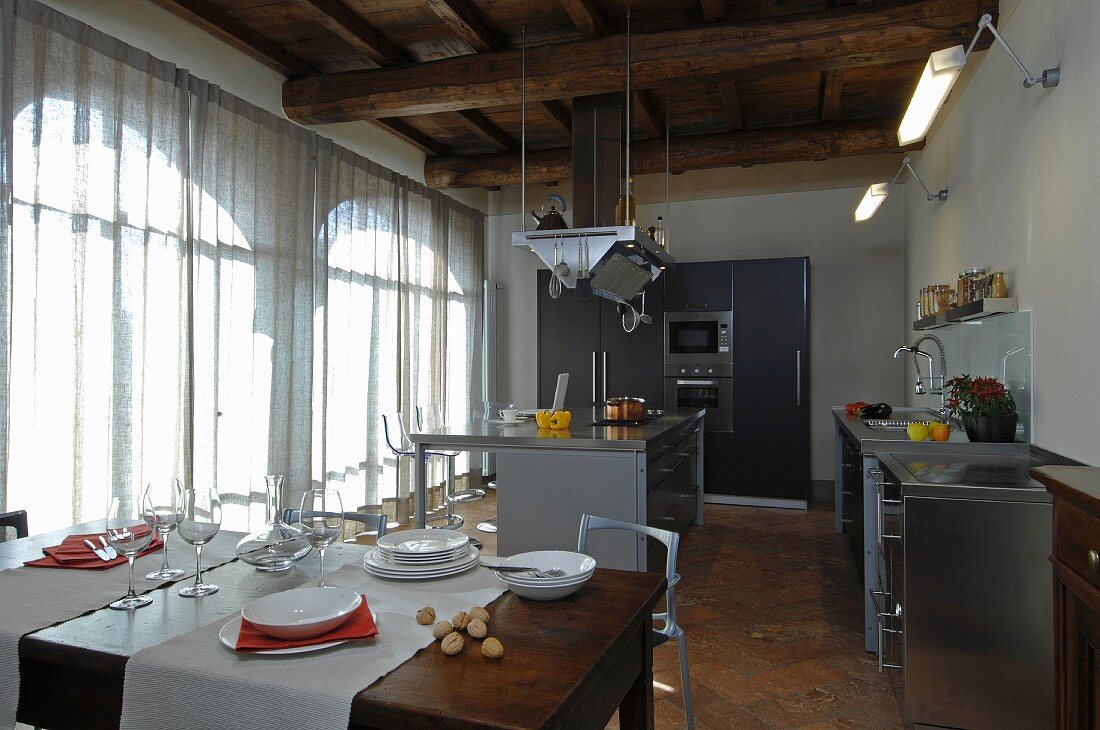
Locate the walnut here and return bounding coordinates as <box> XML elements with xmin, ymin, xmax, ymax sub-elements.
<box><xmin>441</xmin><ymin>631</ymin><xmax>464</xmax><ymax>656</ymax></box>
<box><xmin>467</xmin><ymin>618</ymin><xmax>487</xmax><ymax>639</ymax></box>
<box><xmin>481</xmin><ymin>637</ymin><xmax>504</xmax><ymax>660</ymax></box>
<box><xmin>452</xmin><ymin>611</ymin><xmax>472</xmax><ymax>631</ymax></box>
<box><xmin>469</xmin><ymin>606</ymin><xmax>490</xmax><ymax>624</ymax></box>
<box><xmin>432</xmin><ymin>620</ymin><xmax>453</xmax><ymax>640</ymax></box>
<box><xmin>415</xmin><ymin>606</ymin><xmax>436</xmax><ymax>625</ymax></box>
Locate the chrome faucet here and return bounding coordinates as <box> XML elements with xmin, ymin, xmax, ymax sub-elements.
<box><xmin>893</xmin><ymin>334</ymin><xmax>949</xmax><ymax>417</ymax></box>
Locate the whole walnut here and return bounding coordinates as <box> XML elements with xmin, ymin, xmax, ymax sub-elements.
<box><xmin>451</xmin><ymin>611</ymin><xmax>472</xmax><ymax>631</ymax></box>
<box><xmin>481</xmin><ymin>637</ymin><xmax>504</xmax><ymax>660</ymax></box>
<box><xmin>467</xmin><ymin>618</ymin><xmax>488</xmax><ymax>639</ymax></box>
<box><xmin>469</xmin><ymin>606</ymin><xmax>490</xmax><ymax>624</ymax></box>
<box><xmin>432</xmin><ymin>620</ymin><xmax>454</xmax><ymax>640</ymax></box>
<box><xmin>415</xmin><ymin>606</ymin><xmax>436</xmax><ymax>625</ymax></box>
<box><xmin>441</xmin><ymin>631</ymin><xmax>464</xmax><ymax>656</ymax></box>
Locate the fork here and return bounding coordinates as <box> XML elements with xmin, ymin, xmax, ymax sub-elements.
<box><xmin>490</xmin><ymin>566</ymin><xmax>568</xmax><ymax>579</ymax></box>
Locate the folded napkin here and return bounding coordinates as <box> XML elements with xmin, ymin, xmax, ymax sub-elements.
<box><xmin>24</xmin><ymin>527</ymin><xmax>163</xmax><ymax>570</ymax></box>
<box><xmin>234</xmin><ymin>596</ymin><xmax>378</xmax><ymax>652</ymax></box>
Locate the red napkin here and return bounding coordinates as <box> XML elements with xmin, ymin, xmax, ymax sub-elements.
<box><xmin>24</xmin><ymin>526</ymin><xmax>163</xmax><ymax>570</ymax></box>
<box><xmin>234</xmin><ymin>596</ymin><xmax>379</xmax><ymax>652</ymax></box>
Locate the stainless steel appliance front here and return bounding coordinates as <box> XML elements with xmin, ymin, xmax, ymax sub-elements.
<box><xmin>664</xmin><ymin>311</ymin><xmax>732</xmax><ymax>365</ymax></box>
<box><xmin>664</xmin><ymin>374</ymin><xmax>732</xmax><ymax>432</ymax></box>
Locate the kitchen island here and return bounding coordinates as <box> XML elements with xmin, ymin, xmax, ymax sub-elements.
<box><xmin>410</xmin><ymin>408</ymin><xmax>705</xmax><ymax>571</ymax></box>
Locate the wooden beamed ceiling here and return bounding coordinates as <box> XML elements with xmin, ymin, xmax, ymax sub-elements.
<box><xmin>149</xmin><ymin>0</ymin><xmax>998</xmax><ymax>189</ymax></box>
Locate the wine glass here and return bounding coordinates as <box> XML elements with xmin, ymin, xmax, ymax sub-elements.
<box><xmin>143</xmin><ymin>478</ymin><xmax>186</xmax><ymax>580</ymax></box>
<box><xmin>177</xmin><ymin>486</ymin><xmax>222</xmax><ymax>597</ymax></box>
<box><xmin>298</xmin><ymin>489</ymin><xmax>344</xmax><ymax>587</ymax></box>
<box><xmin>105</xmin><ymin>495</ymin><xmax>157</xmax><ymax>610</ymax></box>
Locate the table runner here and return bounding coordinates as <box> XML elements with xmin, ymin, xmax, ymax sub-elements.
<box><xmin>120</xmin><ymin>560</ymin><xmax>508</xmax><ymax>730</ymax></box>
<box><xmin>0</xmin><ymin>530</ymin><xmax>241</xmax><ymax>730</ymax></box>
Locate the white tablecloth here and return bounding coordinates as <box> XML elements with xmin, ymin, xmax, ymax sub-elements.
<box><xmin>120</xmin><ymin>560</ymin><xmax>508</xmax><ymax>730</ymax></box>
<box><xmin>0</xmin><ymin>530</ymin><xmax>240</xmax><ymax>730</ymax></box>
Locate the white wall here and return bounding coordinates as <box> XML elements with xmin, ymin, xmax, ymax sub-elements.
<box><xmin>906</xmin><ymin>0</ymin><xmax>1098</xmax><ymax>464</ymax></box>
<box><xmin>488</xmin><ymin>181</ymin><xmax>908</xmax><ymax>481</ymax></box>
<box><xmin>38</xmin><ymin>0</ymin><xmax>487</xmax><ymax>212</ymax></box>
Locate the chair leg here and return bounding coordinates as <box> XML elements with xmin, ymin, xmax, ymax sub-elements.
<box><xmin>676</xmin><ymin>629</ymin><xmax>695</xmax><ymax>730</ymax></box>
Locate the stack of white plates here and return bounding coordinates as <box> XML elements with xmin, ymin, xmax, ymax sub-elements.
<box><xmin>496</xmin><ymin>550</ymin><xmax>596</xmax><ymax>601</ymax></box>
<box><xmin>364</xmin><ymin>529</ymin><xmax>478</xmax><ymax>580</ymax></box>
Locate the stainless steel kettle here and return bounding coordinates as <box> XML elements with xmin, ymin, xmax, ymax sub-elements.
<box><xmin>531</xmin><ymin>194</ymin><xmax>568</xmax><ymax>230</ymax></box>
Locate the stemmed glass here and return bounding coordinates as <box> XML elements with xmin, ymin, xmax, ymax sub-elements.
<box><xmin>178</xmin><ymin>486</ymin><xmax>222</xmax><ymax>597</ymax></box>
<box><xmin>143</xmin><ymin>478</ymin><xmax>186</xmax><ymax>580</ymax></box>
<box><xmin>106</xmin><ymin>495</ymin><xmax>157</xmax><ymax>610</ymax></box>
<box><xmin>298</xmin><ymin>489</ymin><xmax>344</xmax><ymax>587</ymax></box>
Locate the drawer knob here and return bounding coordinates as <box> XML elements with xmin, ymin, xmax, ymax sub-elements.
<box><xmin>1088</xmin><ymin>549</ymin><xmax>1100</xmax><ymax>573</ymax></box>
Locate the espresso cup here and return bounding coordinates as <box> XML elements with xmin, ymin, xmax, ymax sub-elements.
<box><xmin>501</xmin><ymin>409</ymin><xmax>519</xmax><ymax>424</ymax></box>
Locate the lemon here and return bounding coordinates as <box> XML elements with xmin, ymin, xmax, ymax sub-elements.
<box><xmin>907</xmin><ymin>422</ymin><xmax>930</xmax><ymax>442</ymax></box>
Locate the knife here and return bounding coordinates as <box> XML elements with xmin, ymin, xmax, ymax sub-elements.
<box><xmin>83</xmin><ymin>539</ymin><xmax>111</xmax><ymax>561</ymax></box>
<box><xmin>98</xmin><ymin>535</ymin><xmax>118</xmax><ymax>560</ymax></box>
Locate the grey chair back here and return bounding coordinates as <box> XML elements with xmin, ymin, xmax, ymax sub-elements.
<box><xmin>0</xmin><ymin>510</ymin><xmax>29</xmax><ymax>541</ymax></box>
<box><xmin>282</xmin><ymin>509</ymin><xmax>387</xmax><ymax>539</ymax></box>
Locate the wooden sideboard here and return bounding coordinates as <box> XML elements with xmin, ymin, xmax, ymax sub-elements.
<box><xmin>1033</xmin><ymin>466</ymin><xmax>1100</xmax><ymax>729</ymax></box>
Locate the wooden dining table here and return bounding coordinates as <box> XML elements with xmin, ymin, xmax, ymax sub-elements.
<box><xmin>3</xmin><ymin>524</ymin><xmax>666</xmax><ymax>730</ymax></box>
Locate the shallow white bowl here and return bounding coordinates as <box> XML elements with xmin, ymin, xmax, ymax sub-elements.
<box><xmin>241</xmin><ymin>587</ymin><xmax>362</xmax><ymax>640</ymax></box>
<box><xmin>498</xmin><ymin>551</ymin><xmax>596</xmax><ymax>600</ymax></box>
<box><xmin>500</xmin><ymin>574</ymin><xmax>591</xmax><ymax>601</ymax></box>
<box><xmin>502</xmin><ymin>550</ymin><xmax>596</xmax><ymax>578</ymax></box>
<box><xmin>502</xmin><ymin>567</ymin><xmax>595</xmax><ymax>587</ymax></box>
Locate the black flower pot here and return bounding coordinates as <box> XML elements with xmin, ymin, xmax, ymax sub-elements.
<box><xmin>962</xmin><ymin>414</ymin><xmax>1018</xmax><ymax>443</ymax></box>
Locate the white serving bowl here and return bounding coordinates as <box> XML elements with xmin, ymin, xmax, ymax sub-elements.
<box><xmin>502</xmin><ymin>568</ymin><xmax>595</xmax><ymax>587</ymax></box>
<box><xmin>502</xmin><ymin>550</ymin><xmax>596</xmax><ymax>577</ymax></box>
<box><xmin>498</xmin><ymin>551</ymin><xmax>596</xmax><ymax>601</ymax></box>
<box><xmin>241</xmin><ymin>587</ymin><xmax>362</xmax><ymax>640</ymax></box>
<box><xmin>500</xmin><ymin>574</ymin><xmax>591</xmax><ymax>601</ymax></box>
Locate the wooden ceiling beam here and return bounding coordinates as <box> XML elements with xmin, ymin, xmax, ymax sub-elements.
<box><xmin>632</xmin><ymin>91</ymin><xmax>663</xmax><ymax>139</ymax></box>
<box><xmin>453</xmin><ymin>109</ymin><xmax>515</xmax><ymax>151</ymax></box>
<box><xmin>425</xmin><ymin>118</ymin><xmax>922</xmax><ymax>188</ymax></box>
<box><xmin>700</xmin><ymin>0</ymin><xmax>727</xmax><ymax>23</ymax></box>
<box><xmin>424</xmin><ymin>0</ymin><xmax>500</xmax><ymax>53</ymax></box>
<box><xmin>284</xmin><ymin>0</ymin><xmax>997</xmax><ymax>123</ymax></box>
<box><xmin>820</xmin><ymin>69</ymin><xmax>845</xmax><ymax>122</ymax></box>
<box><xmin>297</xmin><ymin>0</ymin><xmax>409</xmax><ymax>66</ymax></box>
<box><xmin>559</xmin><ymin>0</ymin><xmax>607</xmax><ymax>38</ymax></box>
<box><xmin>718</xmin><ymin>81</ymin><xmax>744</xmax><ymax>131</ymax></box>
<box><xmin>152</xmin><ymin>0</ymin><xmax>316</xmax><ymax>77</ymax></box>
<box><xmin>375</xmin><ymin>118</ymin><xmax>452</xmax><ymax>157</ymax></box>
<box><xmin>538</xmin><ymin>101</ymin><xmax>573</xmax><ymax>140</ymax></box>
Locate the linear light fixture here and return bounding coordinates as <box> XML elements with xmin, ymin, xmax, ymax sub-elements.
<box><xmin>897</xmin><ymin>13</ymin><xmax>1061</xmax><ymax>146</ymax></box>
<box><xmin>853</xmin><ymin>157</ymin><xmax>947</xmax><ymax>222</ymax></box>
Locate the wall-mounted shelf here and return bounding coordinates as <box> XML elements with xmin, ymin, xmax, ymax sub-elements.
<box><xmin>913</xmin><ymin>297</ymin><xmax>1018</xmax><ymax>331</ymax></box>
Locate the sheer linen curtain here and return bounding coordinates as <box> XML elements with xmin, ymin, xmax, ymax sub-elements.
<box><xmin>1</xmin><ymin>0</ymin><xmax>190</xmax><ymax>532</ymax></box>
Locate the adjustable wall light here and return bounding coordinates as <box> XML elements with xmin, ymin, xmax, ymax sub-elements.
<box><xmin>897</xmin><ymin>13</ymin><xmax>1061</xmax><ymax>146</ymax></box>
<box><xmin>854</xmin><ymin>156</ymin><xmax>948</xmax><ymax>222</ymax></box>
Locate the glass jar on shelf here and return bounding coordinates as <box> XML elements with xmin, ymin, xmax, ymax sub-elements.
<box><xmin>991</xmin><ymin>271</ymin><xmax>1007</xmax><ymax>298</ymax></box>
<box><xmin>935</xmin><ymin>286</ymin><xmax>955</xmax><ymax>314</ymax></box>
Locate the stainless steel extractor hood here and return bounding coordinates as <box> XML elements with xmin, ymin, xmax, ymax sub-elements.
<box><xmin>513</xmin><ymin>93</ymin><xmax>675</xmax><ymax>305</ymax></box>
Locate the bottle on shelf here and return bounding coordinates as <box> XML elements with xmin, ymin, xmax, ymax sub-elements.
<box><xmin>654</xmin><ymin>216</ymin><xmax>666</xmax><ymax>250</ymax></box>
<box><xmin>615</xmin><ymin>177</ymin><xmax>636</xmax><ymax>226</ymax></box>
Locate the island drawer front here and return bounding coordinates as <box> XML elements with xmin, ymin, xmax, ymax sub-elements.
<box><xmin>647</xmin><ymin>424</ymin><xmax>700</xmax><ymax>488</ymax></box>
<box><xmin>647</xmin><ymin>447</ymin><xmax>695</xmax><ymax>532</ymax></box>
<box><xmin>1056</xmin><ymin>500</ymin><xmax>1100</xmax><ymax>592</ymax></box>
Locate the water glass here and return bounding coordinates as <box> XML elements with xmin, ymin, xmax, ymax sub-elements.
<box><xmin>298</xmin><ymin>489</ymin><xmax>344</xmax><ymax>587</ymax></box>
<box><xmin>106</xmin><ymin>496</ymin><xmax>157</xmax><ymax>610</ymax></box>
<box><xmin>143</xmin><ymin>478</ymin><xmax>186</xmax><ymax>580</ymax></box>
<box><xmin>178</xmin><ymin>486</ymin><xmax>222</xmax><ymax>597</ymax></box>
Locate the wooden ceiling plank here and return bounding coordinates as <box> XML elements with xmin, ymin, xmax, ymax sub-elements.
<box><xmin>284</xmin><ymin>0</ymin><xmax>998</xmax><ymax>122</ymax></box>
<box><xmin>152</xmin><ymin>0</ymin><xmax>315</xmax><ymax>78</ymax></box>
<box><xmin>559</xmin><ymin>0</ymin><xmax>607</xmax><ymax>39</ymax></box>
<box><xmin>700</xmin><ymin>0</ymin><xmax>727</xmax><ymax>23</ymax></box>
<box><xmin>297</xmin><ymin>0</ymin><xmax>409</xmax><ymax>66</ymax></box>
<box><xmin>424</xmin><ymin>0</ymin><xmax>500</xmax><ymax>52</ymax></box>
<box><xmin>718</xmin><ymin>81</ymin><xmax>744</xmax><ymax>131</ymax></box>
<box><xmin>538</xmin><ymin>101</ymin><xmax>573</xmax><ymax>140</ymax></box>
<box><xmin>424</xmin><ymin>118</ymin><xmax>923</xmax><ymax>188</ymax></box>
<box><xmin>376</xmin><ymin>118</ymin><xmax>452</xmax><ymax>157</ymax></box>
<box><xmin>632</xmin><ymin>91</ymin><xmax>663</xmax><ymax>139</ymax></box>
<box><xmin>820</xmin><ymin>69</ymin><xmax>845</xmax><ymax>121</ymax></box>
<box><xmin>453</xmin><ymin>109</ymin><xmax>515</xmax><ymax>151</ymax></box>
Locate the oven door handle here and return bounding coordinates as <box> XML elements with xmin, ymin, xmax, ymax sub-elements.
<box><xmin>675</xmin><ymin>379</ymin><xmax>719</xmax><ymax>386</ymax></box>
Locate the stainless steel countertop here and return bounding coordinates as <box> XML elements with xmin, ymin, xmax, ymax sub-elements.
<box><xmin>832</xmin><ymin>405</ymin><xmax>975</xmax><ymax>449</ymax></box>
<box><xmin>410</xmin><ymin>408</ymin><xmax>706</xmax><ymax>451</ymax></box>
<box><xmin>877</xmin><ymin>450</ymin><xmax>1050</xmax><ymax>503</ymax></box>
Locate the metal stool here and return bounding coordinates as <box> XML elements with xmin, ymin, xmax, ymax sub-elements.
<box><xmin>417</xmin><ymin>405</ymin><xmax>486</xmax><ymax>508</ymax></box>
<box><xmin>382</xmin><ymin>411</ymin><xmax>463</xmax><ymax>529</ymax></box>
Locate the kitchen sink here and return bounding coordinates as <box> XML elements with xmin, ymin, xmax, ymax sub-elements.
<box><xmin>863</xmin><ymin>414</ymin><xmax>944</xmax><ymax>430</ymax></box>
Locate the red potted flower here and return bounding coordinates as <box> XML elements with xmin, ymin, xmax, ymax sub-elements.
<box><xmin>945</xmin><ymin>374</ymin><xmax>1018</xmax><ymax>443</ymax></box>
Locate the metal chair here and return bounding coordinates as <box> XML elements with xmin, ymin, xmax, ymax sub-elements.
<box><xmin>381</xmin><ymin>411</ymin><xmax>463</xmax><ymax>529</ymax></box>
<box><xmin>0</xmin><ymin>509</ymin><xmax>28</xmax><ymax>541</ymax></box>
<box><xmin>577</xmin><ymin>514</ymin><xmax>695</xmax><ymax>729</ymax></box>
<box><xmin>281</xmin><ymin>509</ymin><xmax>387</xmax><ymax>540</ymax></box>
<box><xmin>417</xmin><ymin>404</ymin><xmax>486</xmax><ymax>506</ymax></box>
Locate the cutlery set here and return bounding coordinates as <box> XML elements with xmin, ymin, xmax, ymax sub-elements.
<box><xmin>83</xmin><ymin>536</ymin><xmax>118</xmax><ymax>561</ymax></box>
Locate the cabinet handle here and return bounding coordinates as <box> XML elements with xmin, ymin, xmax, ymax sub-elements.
<box><xmin>591</xmin><ymin>351</ymin><xmax>597</xmax><ymax>404</ymax></box>
<box><xmin>678</xmin><ymin>447</ymin><xmax>699</xmax><ymax>457</ymax></box>
<box><xmin>795</xmin><ymin>349</ymin><xmax>801</xmax><ymax>407</ymax></box>
<box><xmin>661</xmin><ymin>459</ymin><xmax>686</xmax><ymax>474</ymax></box>
<box><xmin>602</xmin><ymin>351</ymin><xmax>607</xmax><ymax>403</ymax></box>
<box><xmin>1089</xmin><ymin>549</ymin><xmax>1099</xmax><ymax>572</ymax></box>
<box><xmin>686</xmin><ymin>303</ymin><xmax>709</xmax><ymax>309</ymax></box>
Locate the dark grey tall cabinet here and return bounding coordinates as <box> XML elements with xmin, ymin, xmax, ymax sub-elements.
<box><xmin>536</xmin><ymin>270</ymin><xmax>665</xmax><ymax>409</ymax></box>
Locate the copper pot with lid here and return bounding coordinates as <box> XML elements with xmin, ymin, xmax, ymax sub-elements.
<box><xmin>605</xmin><ymin>397</ymin><xmax>646</xmax><ymax>422</ymax></box>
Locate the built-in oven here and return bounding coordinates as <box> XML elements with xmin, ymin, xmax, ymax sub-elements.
<box><xmin>664</xmin><ymin>373</ymin><xmax>732</xmax><ymax>432</ymax></box>
<box><xmin>665</xmin><ymin>311</ymin><xmax>732</xmax><ymax>366</ymax></box>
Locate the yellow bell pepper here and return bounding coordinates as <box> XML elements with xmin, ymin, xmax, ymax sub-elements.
<box><xmin>535</xmin><ymin>410</ymin><xmax>554</xmax><ymax>429</ymax></box>
<box><xmin>548</xmin><ymin>410</ymin><xmax>572</xmax><ymax>430</ymax></box>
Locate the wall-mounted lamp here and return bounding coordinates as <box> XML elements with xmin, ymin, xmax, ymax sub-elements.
<box><xmin>854</xmin><ymin>156</ymin><xmax>948</xmax><ymax>222</ymax></box>
<box><xmin>898</xmin><ymin>13</ymin><xmax>1060</xmax><ymax>146</ymax></box>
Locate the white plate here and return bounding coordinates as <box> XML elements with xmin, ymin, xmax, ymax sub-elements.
<box><xmin>364</xmin><ymin>559</ymin><xmax>479</xmax><ymax>580</ymax></box>
<box><xmin>498</xmin><ymin>567</ymin><xmax>595</xmax><ymax>587</ymax></box>
<box><xmin>217</xmin><ymin>611</ymin><xmax>376</xmax><ymax>655</ymax></box>
<box><xmin>375</xmin><ymin>546</ymin><xmax>469</xmax><ymax>564</ymax></box>
<box><xmin>241</xmin><ymin>587</ymin><xmax>362</xmax><ymax>641</ymax></box>
<box><xmin>376</xmin><ymin>529</ymin><xmax>468</xmax><ymax>555</ymax></box>
<box><xmin>365</xmin><ymin>546</ymin><xmax>479</xmax><ymax>574</ymax></box>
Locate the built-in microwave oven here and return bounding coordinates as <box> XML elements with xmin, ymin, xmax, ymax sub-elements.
<box><xmin>664</xmin><ymin>311</ymin><xmax>733</xmax><ymax>365</ymax></box>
